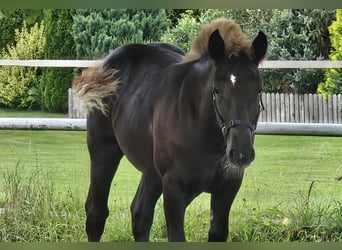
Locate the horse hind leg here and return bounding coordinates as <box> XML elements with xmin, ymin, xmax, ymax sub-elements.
<box><xmin>130</xmin><ymin>173</ymin><xmax>162</xmax><ymax>241</ymax></box>
<box><xmin>85</xmin><ymin>112</ymin><xmax>123</xmax><ymax>242</ymax></box>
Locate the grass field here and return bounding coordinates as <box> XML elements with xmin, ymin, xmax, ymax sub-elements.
<box><xmin>0</xmin><ymin>128</ymin><xmax>341</xmax><ymax>242</ymax></box>
<box><xmin>0</xmin><ymin>108</ymin><xmax>67</xmax><ymax>118</ymax></box>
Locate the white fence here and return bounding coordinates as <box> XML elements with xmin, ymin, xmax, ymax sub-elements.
<box><xmin>0</xmin><ymin>118</ymin><xmax>86</xmax><ymax>130</ymax></box>
<box><xmin>1</xmin><ymin>118</ymin><xmax>342</xmax><ymax>136</ymax></box>
<box><xmin>1</xmin><ymin>59</ymin><xmax>342</xmax><ymax>135</ymax></box>
<box><xmin>259</xmin><ymin>93</ymin><xmax>342</xmax><ymax>124</ymax></box>
<box><xmin>68</xmin><ymin>90</ymin><xmax>342</xmax><ymax>123</ymax></box>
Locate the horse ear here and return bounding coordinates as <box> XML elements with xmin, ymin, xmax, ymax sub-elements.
<box><xmin>252</xmin><ymin>31</ymin><xmax>268</xmax><ymax>64</ymax></box>
<box><xmin>208</xmin><ymin>29</ymin><xmax>225</xmax><ymax>62</ymax></box>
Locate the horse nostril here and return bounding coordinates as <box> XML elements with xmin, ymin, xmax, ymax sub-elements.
<box><xmin>229</xmin><ymin>149</ymin><xmax>244</xmax><ymax>164</ymax></box>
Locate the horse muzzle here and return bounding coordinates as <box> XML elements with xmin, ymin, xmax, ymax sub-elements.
<box><xmin>226</xmin><ymin>124</ymin><xmax>255</xmax><ymax>168</ymax></box>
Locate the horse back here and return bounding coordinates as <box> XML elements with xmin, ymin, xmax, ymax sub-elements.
<box><xmin>98</xmin><ymin>43</ymin><xmax>185</xmax><ymax>171</ymax></box>
<box><xmin>101</xmin><ymin>42</ymin><xmax>184</xmax><ymax>75</ymax></box>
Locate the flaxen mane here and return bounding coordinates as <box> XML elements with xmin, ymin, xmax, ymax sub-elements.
<box><xmin>184</xmin><ymin>18</ymin><xmax>253</xmax><ymax>62</ymax></box>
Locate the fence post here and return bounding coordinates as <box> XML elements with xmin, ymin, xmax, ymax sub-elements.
<box><xmin>308</xmin><ymin>94</ymin><xmax>313</xmax><ymax>123</ymax></box>
<box><xmin>294</xmin><ymin>94</ymin><xmax>299</xmax><ymax>123</ymax></box>
<box><xmin>289</xmin><ymin>93</ymin><xmax>294</xmax><ymax>122</ymax></box>
<box><xmin>274</xmin><ymin>93</ymin><xmax>279</xmax><ymax>122</ymax></box>
<box><xmin>328</xmin><ymin>95</ymin><xmax>333</xmax><ymax>123</ymax></box>
<box><xmin>266</xmin><ymin>93</ymin><xmax>272</xmax><ymax>122</ymax></box>
<box><xmin>338</xmin><ymin>94</ymin><xmax>342</xmax><ymax>123</ymax></box>
<box><xmin>313</xmin><ymin>94</ymin><xmax>318</xmax><ymax>123</ymax></box>
<box><xmin>332</xmin><ymin>94</ymin><xmax>338</xmax><ymax>124</ymax></box>
<box><xmin>68</xmin><ymin>88</ymin><xmax>73</xmax><ymax>118</ymax></box>
<box><xmin>318</xmin><ymin>94</ymin><xmax>323</xmax><ymax>123</ymax></box>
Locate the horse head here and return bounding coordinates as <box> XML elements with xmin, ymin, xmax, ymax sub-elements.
<box><xmin>205</xmin><ymin>20</ymin><xmax>267</xmax><ymax>176</ymax></box>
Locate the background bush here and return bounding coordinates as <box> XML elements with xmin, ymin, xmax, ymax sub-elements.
<box><xmin>260</xmin><ymin>9</ymin><xmax>335</xmax><ymax>94</ymax></box>
<box><xmin>0</xmin><ymin>21</ymin><xmax>45</xmax><ymax>109</ymax></box>
<box><xmin>0</xmin><ymin>9</ymin><xmax>340</xmax><ymax>112</ymax></box>
<box><xmin>40</xmin><ymin>9</ymin><xmax>76</xmax><ymax>113</ymax></box>
<box><xmin>318</xmin><ymin>9</ymin><xmax>342</xmax><ymax>98</ymax></box>
<box><xmin>72</xmin><ymin>9</ymin><xmax>170</xmax><ymax>59</ymax></box>
<box><xmin>161</xmin><ymin>10</ymin><xmax>202</xmax><ymax>51</ymax></box>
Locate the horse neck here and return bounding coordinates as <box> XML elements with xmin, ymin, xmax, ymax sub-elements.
<box><xmin>181</xmin><ymin>59</ymin><xmax>218</xmax><ymax>127</ymax></box>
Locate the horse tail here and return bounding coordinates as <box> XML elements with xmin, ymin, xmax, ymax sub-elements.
<box><xmin>72</xmin><ymin>65</ymin><xmax>120</xmax><ymax>115</ymax></box>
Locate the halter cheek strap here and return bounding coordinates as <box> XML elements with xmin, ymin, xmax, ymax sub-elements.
<box><xmin>212</xmin><ymin>88</ymin><xmax>255</xmax><ymax>138</ymax></box>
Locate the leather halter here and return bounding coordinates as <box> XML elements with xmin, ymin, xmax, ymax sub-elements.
<box><xmin>212</xmin><ymin>88</ymin><xmax>257</xmax><ymax>138</ymax></box>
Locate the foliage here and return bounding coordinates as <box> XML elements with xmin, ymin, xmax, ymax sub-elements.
<box><xmin>40</xmin><ymin>9</ymin><xmax>76</xmax><ymax>113</ymax></box>
<box><xmin>72</xmin><ymin>9</ymin><xmax>170</xmax><ymax>59</ymax></box>
<box><xmin>0</xmin><ymin>164</ymin><xmax>85</xmax><ymax>242</ymax></box>
<box><xmin>0</xmin><ymin>21</ymin><xmax>45</xmax><ymax>109</ymax></box>
<box><xmin>161</xmin><ymin>9</ymin><xmax>334</xmax><ymax>94</ymax></box>
<box><xmin>201</xmin><ymin>9</ymin><xmax>274</xmax><ymax>36</ymax></box>
<box><xmin>317</xmin><ymin>9</ymin><xmax>342</xmax><ymax>98</ymax></box>
<box><xmin>0</xmin><ymin>10</ymin><xmax>24</xmax><ymax>51</ymax></box>
<box><xmin>165</xmin><ymin>9</ymin><xmax>202</xmax><ymax>26</ymax></box>
<box><xmin>161</xmin><ymin>11</ymin><xmax>202</xmax><ymax>51</ymax></box>
<box><xmin>161</xmin><ymin>9</ymin><xmax>274</xmax><ymax>53</ymax></box>
<box><xmin>0</xmin><ymin>9</ymin><xmax>43</xmax><ymax>51</ymax></box>
<box><xmin>261</xmin><ymin>9</ymin><xmax>335</xmax><ymax>94</ymax></box>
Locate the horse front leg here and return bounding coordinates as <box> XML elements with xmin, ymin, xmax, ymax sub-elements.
<box><xmin>208</xmin><ymin>177</ymin><xmax>243</xmax><ymax>242</ymax></box>
<box><xmin>130</xmin><ymin>173</ymin><xmax>162</xmax><ymax>241</ymax></box>
<box><xmin>162</xmin><ymin>173</ymin><xmax>190</xmax><ymax>242</ymax></box>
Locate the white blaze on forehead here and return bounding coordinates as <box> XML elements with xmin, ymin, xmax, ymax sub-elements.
<box><xmin>230</xmin><ymin>74</ymin><xmax>237</xmax><ymax>86</ymax></box>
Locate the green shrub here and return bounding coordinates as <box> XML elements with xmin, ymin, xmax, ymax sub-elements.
<box><xmin>318</xmin><ymin>9</ymin><xmax>342</xmax><ymax>98</ymax></box>
<box><xmin>40</xmin><ymin>9</ymin><xmax>76</xmax><ymax>113</ymax></box>
<box><xmin>259</xmin><ymin>9</ymin><xmax>335</xmax><ymax>94</ymax></box>
<box><xmin>162</xmin><ymin>9</ymin><xmax>334</xmax><ymax>94</ymax></box>
<box><xmin>0</xmin><ymin>21</ymin><xmax>45</xmax><ymax>109</ymax></box>
<box><xmin>161</xmin><ymin>11</ymin><xmax>201</xmax><ymax>52</ymax></box>
<box><xmin>0</xmin><ymin>10</ymin><xmax>25</xmax><ymax>52</ymax></box>
<box><xmin>72</xmin><ymin>9</ymin><xmax>170</xmax><ymax>59</ymax></box>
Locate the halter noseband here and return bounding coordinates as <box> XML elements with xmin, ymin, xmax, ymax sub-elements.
<box><xmin>212</xmin><ymin>88</ymin><xmax>256</xmax><ymax>138</ymax></box>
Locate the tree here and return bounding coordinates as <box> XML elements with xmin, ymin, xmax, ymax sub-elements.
<box><xmin>0</xmin><ymin>21</ymin><xmax>45</xmax><ymax>109</ymax></box>
<box><xmin>0</xmin><ymin>9</ymin><xmax>43</xmax><ymax>51</ymax></box>
<box><xmin>40</xmin><ymin>9</ymin><xmax>76</xmax><ymax>112</ymax></box>
<box><xmin>0</xmin><ymin>10</ymin><xmax>25</xmax><ymax>51</ymax></box>
<box><xmin>260</xmin><ymin>9</ymin><xmax>335</xmax><ymax>93</ymax></box>
<box><xmin>162</xmin><ymin>9</ymin><xmax>334</xmax><ymax>94</ymax></box>
<box><xmin>161</xmin><ymin>10</ymin><xmax>202</xmax><ymax>51</ymax></box>
<box><xmin>317</xmin><ymin>9</ymin><xmax>342</xmax><ymax>98</ymax></box>
<box><xmin>165</xmin><ymin>9</ymin><xmax>202</xmax><ymax>26</ymax></box>
<box><xmin>161</xmin><ymin>9</ymin><xmax>274</xmax><ymax>52</ymax></box>
<box><xmin>72</xmin><ymin>9</ymin><xmax>170</xmax><ymax>59</ymax></box>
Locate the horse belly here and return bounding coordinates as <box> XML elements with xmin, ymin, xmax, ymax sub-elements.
<box><xmin>113</xmin><ymin>110</ymin><xmax>155</xmax><ymax>173</ymax></box>
<box><xmin>153</xmin><ymin>123</ymin><xmax>220</xmax><ymax>192</ymax></box>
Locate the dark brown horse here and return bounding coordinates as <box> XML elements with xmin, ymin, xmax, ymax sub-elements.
<box><xmin>73</xmin><ymin>18</ymin><xmax>267</xmax><ymax>242</ymax></box>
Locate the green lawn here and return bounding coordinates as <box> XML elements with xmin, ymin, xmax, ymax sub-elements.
<box><xmin>0</xmin><ymin>108</ymin><xmax>67</xmax><ymax>118</ymax></box>
<box><xmin>0</xmin><ymin>130</ymin><xmax>341</xmax><ymax>241</ymax></box>
<box><xmin>0</xmin><ymin>131</ymin><xmax>340</xmax><ymax>204</ymax></box>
